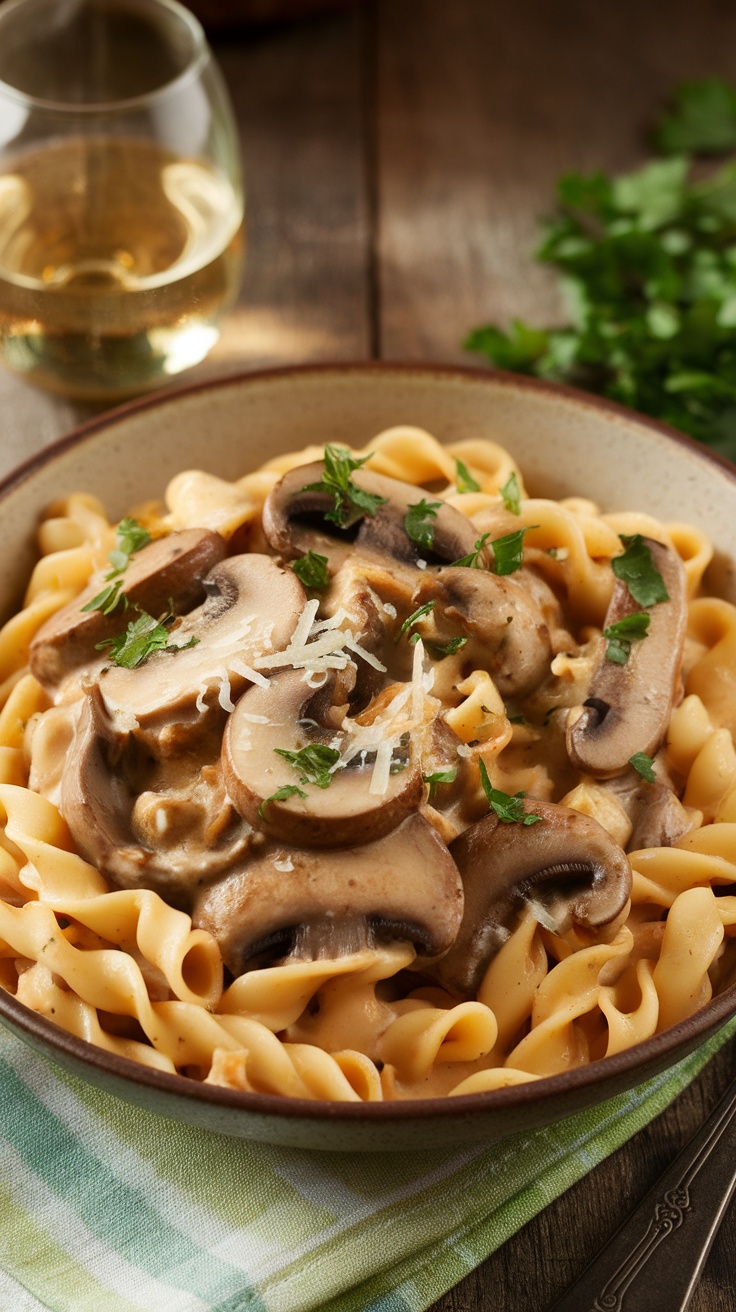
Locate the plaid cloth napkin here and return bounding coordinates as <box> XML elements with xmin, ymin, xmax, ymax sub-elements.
<box><xmin>1</xmin><ymin>1018</ymin><xmax>734</xmax><ymax>1312</ymax></box>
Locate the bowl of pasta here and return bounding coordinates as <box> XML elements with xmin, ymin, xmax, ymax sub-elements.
<box><xmin>1</xmin><ymin>361</ymin><xmax>736</xmax><ymax>1151</ymax></box>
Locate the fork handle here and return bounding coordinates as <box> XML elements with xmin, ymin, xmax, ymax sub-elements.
<box><xmin>549</xmin><ymin>1070</ymin><xmax>736</xmax><ymax>1312</ymax></box>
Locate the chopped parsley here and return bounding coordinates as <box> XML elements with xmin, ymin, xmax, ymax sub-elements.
<box><xmin>463</xmin><ymin>77</ymin><xmax>736</xmax><ymax>461</ymax></box>
<box><xmin>629</xmin><ymin>751</ymin><xmax>657</xmax><ymax>783</ymax></box>
<box><xmin>399</xmin><ymin>600</ymin><xmax>435</xmax><ymax>637</ymax></box>
<box><xmin>479</xmin><ymin>758</ymin><xmax>542</xmax><ymax>825</ymax></box>
<box><xmin>419</xmin><ymin>635</ymin><xmax>468</xmax><ymax>660</ymax></box>
<box><xmin>291</xmin><ymin>551</ymin><xmax>330</xmax><ymax>591</ymax></box>
<box><xmin>258</xmin><ymin>784</ymin><xmax>307</xmax><ymax>819</ymax></box>
<box><xmin>453</xmin><ymin>532</ymin><xmax>492</xmax><ymax>569</ymax></box>
<box><xmin>82</xmin><ymin>579</ymin><xmax>125</xmax><ymax>616</ymax></box>
<box><xmin>404</xmin><ymin>499</ymin><xmax>442</xmax><ymax>551</ymax></box>
<box><xmin>490</xmin><ymin>526</ymin><xmax>536</xmax><ymax>576</ymax></box>
<box><xmin>454</xmin><ymin>458</ymin><xmax>480</xmax><ymax>493</ymax></box>
<box><xmin>273</xmin><ymin>743</ymin><xmax>341</xmax><ymax>790</ymax></box>
<box><xmin>499</xmin><ymin>471</ymin><xmax>521</xmax><ymax>515</ymax></box>
<box><xmin>82</xmin><ymin>516</ymin><xmax>151</xmax><ymax>615</ymax></box>
<box><xmin>95</xmin><ymin>608</ymin><xmax>197</xmax><ymax>669</ymax></box>
<box><xmin>423</xmin><ymin>766</ymin><xmax>458</xmax><ymax>805</ymax></box>
<box><xmin>302</xmin><ymin>445</ymin><xmax>387</xmax><ymax>528</ymax></box>
<box><xmin>612</xmin><ymin>535</ymin><xmax>669</xmax><ymax>607</ymax></box>
<box><xmin>602</xmin><ymin>611</ymin><xmax>651</xmax><ymax>664</ymax></box>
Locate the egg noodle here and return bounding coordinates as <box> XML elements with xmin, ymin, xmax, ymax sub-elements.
<box><xmin>0</xmin><ymin>425</ymin><xmax>736</xmax><ymax>1102</ymax></box>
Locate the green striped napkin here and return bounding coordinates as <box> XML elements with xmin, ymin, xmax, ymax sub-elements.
<box><xmin>1</xmin><ymin>1018</ymin><xmax>734</xmax><ymax>1312</ymax></box>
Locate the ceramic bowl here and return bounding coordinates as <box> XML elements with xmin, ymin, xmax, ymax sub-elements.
<box><xmin>1</xmin><ymin>362</ymin><xmax>735</xmax><ymax>1151</ymax></box>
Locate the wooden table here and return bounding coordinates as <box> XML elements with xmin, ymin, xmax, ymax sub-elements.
<box><xmin>2</xmin><ymin>2</ymin><xmax>736</xmax><ymax>1307</ymax></box>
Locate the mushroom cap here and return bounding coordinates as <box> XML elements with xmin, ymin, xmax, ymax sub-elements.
<box><xmin>59</xmin><ymin>693</ymin><xmax>252</xmax><ymax>905</ymax></box>
<box><xmin>222</xmin><ymin>668</ymin><xmax>424</xmax><ymax>848</ymax></box>
<box><xmin>192</xmin><ymin>812</ymin><xmax>464</xmax><ymax>974</ymax></box>
<box><xmin>29</xmin><ymin>528</ymin><xmax>227</xmax><ymax>689</ymax></box>
<box><xmin>411</xmin><ymin>566</ymin><xmax>553</xmax><ymax>697</ymax></box>
<box><xmin>566</xmin><ymin>538</ymin><xmax>687</xmax><ymax>777</ymax></box>
<box><xmin>433</xmin><ymin>799</ymin><xmax>632</xmax><ymax>997</ymax></box>
<box><xmin>98</xmin><ymin>553</ymin><xmax>306</xmax><ymax>729</ymax></box>
<box><xmin>262</xmin><ymin>460</ymin><xmax>479</xmax><ymax>568</ymax></box>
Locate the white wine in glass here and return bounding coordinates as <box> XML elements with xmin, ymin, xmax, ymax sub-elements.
<box><xmin>0</xmin><ymin>0</ymin><xmax>244</xmax><ymax>402</ymax></box>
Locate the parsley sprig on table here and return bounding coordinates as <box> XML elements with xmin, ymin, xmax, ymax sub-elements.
<box><xmin>464</xmin><ymin>78</ymin><xmax>736</xmax><ymax>460</ymax></box>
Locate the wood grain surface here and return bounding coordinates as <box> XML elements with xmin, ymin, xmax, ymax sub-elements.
<box><xmin>1</xmin><ymin>2</ymin><xmax>736</xmax><ymax>1307</ymax></box>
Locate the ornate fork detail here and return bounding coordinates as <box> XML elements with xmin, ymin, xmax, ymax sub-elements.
<box><xmin>550</xmin><ymin>1067</ymin><xmax>736</xmax><ymax>1312</ymax></box>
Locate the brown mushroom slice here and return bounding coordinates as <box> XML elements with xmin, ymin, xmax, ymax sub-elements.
<box><xmin>59</xmin><ymin>694</ymin><xmax>253</xmax><ymax>905</ymax></box>
<box><xmin>411</xmin><ymin>566</ymin><xmax>553</xmax><ymax>697</ymax></box>
<box><xmin>262</xmin><ymin>460</ymin><xmax>479</xmax><ymax>568</ymax></box>
<box><xmin>433</xmin><ymin>800</ymin><xmax>632</xmax><ymax>997</ymax></box>
<box><xmin>223</xmin><ymin>667</ymin><xmax>423</xmax><ymax>848</ymax></box>
<box><xmin>192</xmin><ymin>812</ymin><xmax>463</xmax><ymax>974</ymax></box>
<box><xmin>29</xmin><ymin>528</ymin><xmax>227</xmax><ymax>689</ymax></box>
<box><xmin>98</xmin><ymin>554</ymin><xmax>306</xmax><ymax>730</ymax></box>
<box><xmin>566</xmin><ymin>539</ymin><xmax>687</xmax><ymax>778</ymax></box>
<box><xmin>602</xmin><ymin>768</ymin><xmax>692</xmax><ymax>851</ymax></box>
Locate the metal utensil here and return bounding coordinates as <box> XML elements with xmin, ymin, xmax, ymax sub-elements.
<box><xmin>549</xmin><ymin>1069</ymin><xmax>736</xmax><ymax>1312</ymax></box>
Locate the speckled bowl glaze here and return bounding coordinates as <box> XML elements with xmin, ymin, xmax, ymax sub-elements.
<box><xmin>2</xmin><ymin>363</ymin><xmax>736</xmax><ymax>1151</ymax></box>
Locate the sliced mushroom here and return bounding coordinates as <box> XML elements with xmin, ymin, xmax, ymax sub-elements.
<box><xmin>601</xmin><ymin>768</ymin><xmax>692</xmax><ymax>851</ymax></box>
<box><xmin>262</xmin><ymin>461</ymin><xmax>479</xmax><ymax>568</ymax></box>
<box><xmin>566</xmin><ymin>539</ymin><xmax>687</xmax><ymax>777</ymax></box>
<box><xmin>433</xmin><ymin>800</ymin><xmax>632</xmax><ymax>997</ymax></box>
<box><xmin>29</xmin><ymin>528</ymin><xmax>227</xmax><ymax>689</ymax></box>
<box><xmin>58</xmin><ymin>692</ymin><xmax>252</xmax><ymax>905</ymax></box>
<box><xmin>98</xmin><ymin>554</ymin><xmax>306</xmax><ymax>731</ymax></box>
<box><xmin>222</xmin><ymin>667</ymin><xmax>423</xmax><ymax>847</ymax></box>
<box><xmin>192</xmin><ymin>812</ymin><xmax>463</xmax><ymax>974</ymax></box>
<box><xmin>411</xmin><ymin>566</ymin><xmax>553</xmax><ymax>696</ymax></box>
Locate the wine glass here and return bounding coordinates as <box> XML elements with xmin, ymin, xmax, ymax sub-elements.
<box><xmin>0</xmin><ymin>0</ymin><xmax>244</xmax><ymax>402</ymax></box>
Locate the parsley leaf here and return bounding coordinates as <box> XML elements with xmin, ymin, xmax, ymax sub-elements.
<box><xmin>258</xmin><ymin>784</ymin><xmax>307</xmax><ymax>819</ymax></box>
<box><xmin>629</xmin><ymin>751</ymin><xmax>657</xmax><ymax>783</ymax></box>
<box><xmin>421</xmin><ymin>635</ymin><xmax>468</xmax><ymax>660</ymax></box>
<box><xmin>612</xmin><ymin>535</ymin><xmax>669</xmax><ymax>607</ymax></box>
<box><xmin>273</xmin><ymin>743</ymin><xmax>341</xmax><ymax>789</ymax></box>
<box><xmin>423</xmin><ymin>766</ymin><xmax>458</xmax><ymax>805</ymax></box>
<box><xmin>453</xmin><ymin>533</ymin><xmax>492</xmax><ymax>569</ymax></box>
<box><xmin>463</xmin><ymin>79</ymin><xmax>736</xmax><ymax>463</ymax></box>
<box><xmin>656</xmin><ymin>78</ymin><xmax>736</xmax><ymax>157</ymax></box>
<box><xmin>478</xmin><ymin>758</ymin><xmax>542</xmax><ymax>825</ymax></box>
<box><xmin>81</xmin><ymin>516</ymin><xmax>151</xmax><ymax>615</ymax></box>
<box><xmin>291</xmin><ymin>551</ymin><xmax>329</xmax><ymax>591</ymax></box>
<box><xmin>81</xmin><ymin>579</ymin><xmax>125</xmax><ymax>616</ymax></box>
<box><xmin>399</xmin><ymin>600</ymin><xmax>435</xmax><ymax>637</ymax></box>
<box><xmin>602</xmin><ymin>611</ymin><xmax>651</xmax><ymax>664</ymax></box>
<box><xmin>499</xmin><ymin>471</ymin><xmax>521</xmax><ymax>515</ymax></box>
<box><xmin>454</xmin><ymin>458</ymin><xmax>480</xmax><ymax>493</ymax></box>
<box><xmin>302</xmin><ymin>446</ymin><xmax>387</xmax><ymax>528</ymax></box>
<box><xmin>404</xmin><ymin>499</ymin><xmax>442</xmax><ymax>551</ymax></box>
<box><xmin>96</xmin><ymin>609</ymin><xmax>197</xmax><ymax>669</ymax></box>
<box><xmin>490</xmin><ymin>526</ymin><xmax>536</xmax><ymax>575</ymax></box>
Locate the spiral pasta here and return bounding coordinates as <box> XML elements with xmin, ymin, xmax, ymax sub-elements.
<box><xmin>0</xmin><ymin>430</ymin><xmax>734</xmax><ymax>1102</ymax></box>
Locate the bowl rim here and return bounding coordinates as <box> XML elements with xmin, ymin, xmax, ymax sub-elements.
<box><xmin>3</xmin><ymin>358</ymin><xmax>736</xmax><ymax>1126</ymax></box>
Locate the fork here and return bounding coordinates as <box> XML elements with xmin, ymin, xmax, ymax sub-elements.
<box><xmin>549</xmin><ymin>1066</ymin><xmax>736</xmax><ymax>1312</ymax></box>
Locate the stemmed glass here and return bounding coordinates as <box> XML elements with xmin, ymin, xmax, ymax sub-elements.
<box><xmin>0</xmin><ymin>0</ymin><xmax>244</xmax><ymax>401</ymax></box>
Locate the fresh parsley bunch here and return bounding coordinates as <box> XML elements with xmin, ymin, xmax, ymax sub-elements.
<box><xmin>465</xmin><ymin>78</ymin><xmax>736</xmax><ymax>461</ymax></box>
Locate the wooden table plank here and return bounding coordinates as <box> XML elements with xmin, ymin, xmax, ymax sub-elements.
<box><xmin>375</xmin><ymin>0</ymin><xmax>736</xmax><ymax>362</ymax></box>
